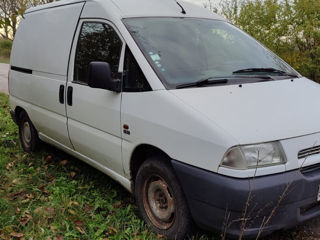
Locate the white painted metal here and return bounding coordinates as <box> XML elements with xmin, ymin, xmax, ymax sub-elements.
<box><xmin>66</xmin><ymin>19</ymin><xmax>124</xmax><ymax>175</ymax></box>
<box><xmin>9</xmin><ymin>0</ymin><xmax>320</xmax><ymax>190</ymax></box>
<box><xmin>10</xmin><ymin>3</ymin><xmax>84</xmax><ymax>148</ymax></box>
<box><xmin>170</xmin><ymin>78</ymin><xmax>320</xmax><ymax>144</ymax></box>
<box><xmin>11</xmin><ymin>3</ymin><xmax>84</xmax><ymax>75</ymax></box>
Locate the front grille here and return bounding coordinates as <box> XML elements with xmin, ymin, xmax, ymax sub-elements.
<box><xmin>300</xmin><ymin>202</ymin><xmax>320</xmax><ymax>216</ymax></box>
<box><xmin>301</xmin><ymin>163</ymin><xmax>320</xmax><ymax>176</ymax></box>
<box><xmin>298</xmin><ymin>145</ymin><xmax>320</xmax><ymax>159</ymax></box>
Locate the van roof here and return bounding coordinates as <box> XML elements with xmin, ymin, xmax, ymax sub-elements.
<box><xmin>25</xmin><ymin>0</ymin><xmax>225</xmax><ymax>20</ymax></box>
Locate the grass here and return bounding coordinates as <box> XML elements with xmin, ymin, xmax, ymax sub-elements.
<box><xmin>0</xmin><ymin>93</ymin><xmax>319</xmax><ymax>239</ymax></box>
<box><xmin>0</xmin><ymin>94</ymin><xmax>159</xmax><ymax>239</ymax></box>
<box><xmin>0</xmin><ymin>39</ymin><xmax>11</xmax><ymax>64</ymax></box>
<box><xmin>0</xmin><ymin>57</ymin><xmax>10</xmax><ymax>64</ymax></box>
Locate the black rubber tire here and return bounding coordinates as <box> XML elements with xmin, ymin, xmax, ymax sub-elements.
<box><xmin>135</xmin><ymin>157</ymin><xmax>193</xmax><ymax>240</ymax></box>
<box><xmin>18</xmin><ymin>111</ymin><xmax>40</xmax><ymax>152</ymax></box>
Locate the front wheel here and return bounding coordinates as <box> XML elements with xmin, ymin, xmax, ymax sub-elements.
<box><xmin>135</xmin><ymin>157</ymin><xmax>193</xmax><ymax>240</ymax></box>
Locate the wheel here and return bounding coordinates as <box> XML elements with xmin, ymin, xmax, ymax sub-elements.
<box><xmin>18</xmin><ymin>111</ymin><xmax>40</xmax><ymax>152</ymax></box>
<box><xmin>135</xmin><ymin>157</ymin><xmax>193</xmax><ymax>240</ymax></box>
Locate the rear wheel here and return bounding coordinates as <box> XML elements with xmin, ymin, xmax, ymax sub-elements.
<box><xmin>135</xmin><ymin>157</ymin><xmax>193</xmax><ymax>240</ymax></box>
<box><xmin>18</xmin><ymin>111</ymin><xmax>40</xmax><ymax>152</ymax></box>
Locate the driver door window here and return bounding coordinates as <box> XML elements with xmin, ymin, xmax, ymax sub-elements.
<box><xmin>74</xmin><ymin>22</ymin><xmax>123</xmax><ymax>84</ymax></box>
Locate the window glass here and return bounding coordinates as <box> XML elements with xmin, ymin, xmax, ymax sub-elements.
<box><xmin>124</xmin><ymin>18</ymin><xmax>299</xmax><ymax>89</ymax></box>
<box><xmin>74</xmin><ymin>22</ymin><xmax>123</xmax><ymax>84</ymax></box>
<box><xmin>123</xmin><ymin>47</ymin><xmax>151</xmax><ymax>92</ymax></box>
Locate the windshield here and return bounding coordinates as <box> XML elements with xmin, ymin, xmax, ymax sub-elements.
<box><xmin>123</xmin><ymin>18</ymin><xmax>300</xmax><ymax>89</ymax></box>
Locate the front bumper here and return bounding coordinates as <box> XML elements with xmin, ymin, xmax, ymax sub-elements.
<box><xmin>172</xmin><ymin>160</ymin><xmax>320</xmax><ymax>238</ymax></box>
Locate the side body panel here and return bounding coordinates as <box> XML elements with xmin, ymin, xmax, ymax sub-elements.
<box><xmin>121</xmin><ymin>90</ymin><xmax>238</xmax><ymax>178</ymax></box>
<box><xmin>10</xmin><ymin>3</ymin><xmax>85</xmax><ymax>148</ymax></box>
<box><xmin>66</xmin><ymin>18</ymin><xmax>124</xmax><ymax>175</ymax></box>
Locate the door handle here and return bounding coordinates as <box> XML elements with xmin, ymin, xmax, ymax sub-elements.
<box><xmin>59</xmin><ymin>85</ymin><xmax>64</xmax><ymax>104</ymax></box>
<box><xmin>67</xmin><ymin>86</ymin><xmax>73</xmax><ymax>106</ymax></box>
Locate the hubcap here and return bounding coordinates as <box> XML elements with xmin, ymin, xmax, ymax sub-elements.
<box><xmin>22</xmin><ymin>122</ymin><xmax>31</xmax><ymax>145</ymax></box>
<box><xmin>143</xmin><ymin>177</ymin><xmax>175</xmax><ymax>229</ymax></box>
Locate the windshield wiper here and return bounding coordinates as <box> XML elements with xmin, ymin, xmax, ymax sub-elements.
<box><xmin>233</xmin><ymin>68</ymin><xmax>298</xmax><ymax>78</ymax></box>
<box><xmin>176</xmin><ymin>78</ymin><xmax>228</xmax><ymax>89</ymax></box>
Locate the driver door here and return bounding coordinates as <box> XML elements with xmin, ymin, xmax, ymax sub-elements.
<box><xmin>66</xmin><ymin>20</ymin><xmax>125</xmax><ymax>175</ymax></box>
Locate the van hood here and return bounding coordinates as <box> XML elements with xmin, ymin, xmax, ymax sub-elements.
<box><xmin>170</xmin><ymin>78</ymin><xmax>320</xmax><ymax>144</ymax></box>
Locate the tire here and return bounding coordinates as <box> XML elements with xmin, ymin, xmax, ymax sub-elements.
<box><xmin>135</xmin><ymin>157</ymin><xmax>193</xmax><ymax>240</ymax></box>
<box><xmin>18</xmin><ymin>111</ymin><xmax>40</xmax><ymax>152</ymax></box>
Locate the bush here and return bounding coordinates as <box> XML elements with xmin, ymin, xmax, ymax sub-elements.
<box><xmin>0</xmin><ymin>39</ymin><xmax>12</xmax><ymax>58</ymax></box>
<box><xmin>219</xmin><ymin>0</ymin><xmax>320</xmax><ymax>82</ymax></box>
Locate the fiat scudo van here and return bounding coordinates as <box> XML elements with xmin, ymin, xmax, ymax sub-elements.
<box><xmin>9</xmin><ymin>0</ymin><xmax>320</xmax><ymax>239</ymax></box>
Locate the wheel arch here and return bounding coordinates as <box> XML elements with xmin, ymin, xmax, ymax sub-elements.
<box><xmin>130</xmin><ymin>144</ymin><xmax>172</xmax><ymax>189</ymax></box>
<box><xmin>14</xmin><ymin>106</ymin><xmax>26</xmax><ymax>123</ymax></box>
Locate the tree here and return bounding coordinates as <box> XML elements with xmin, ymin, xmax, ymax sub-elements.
<box><xmin>0</xmin><ymin>0</ymin><xmax>55</xmax><ymax>40</ymax></box>
<box><xmin>203</xmin><ymin>0</ymin><xmax>218</xmax><ymax>13</ymax></box>
<box><xmin>217</xmin><ymin>0</ymin><xmax>320</xmax><ymax>82</ymax></box>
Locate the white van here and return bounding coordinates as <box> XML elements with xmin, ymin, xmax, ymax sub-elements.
<box><xmin>9</xmin><ymin>0</ymin><xmax>320</xmax><ymax>239</ymax></box>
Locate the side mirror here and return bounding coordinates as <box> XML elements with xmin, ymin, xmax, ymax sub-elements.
<box><xmin>88</xmin><ymin>62</ymin><xmax>121</xmax><ymax>92</ymax></box>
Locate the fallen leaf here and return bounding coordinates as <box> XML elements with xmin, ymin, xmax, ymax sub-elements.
<box><xmin>50</xmin><ymin>225</ymin><xmax>57</xmax><ymax>231</ymax></box>
<box><xmin>68</xmin><ymin>201</ymin><xmax>79</xmax><ymax>207</ymax></box>
<box><xmin>11</xmin><ymin>190</ymin><xmax>27</xmax><ymax>200</ymax></box>
<box><xmin>20</xmin><ymin>214</ymin><xmax>32</xmax><ymax>226</ymax></box>
<box><xmin>16</xmin><ymin>207</ymin><xmax>21</xmax><ymax>214</ymax></box>
<box><xmin>75</xmin><ymin>226</ymin><xmax>85</xmax><ymax>234</ymax></box>
<box><xmin>113</xmin><ymin>201</ymin><xmax>121</xmax><ymax>208</ymax></box>
<box><xmin>54</xmin><ymin>236</ymin><xmax>64</xmax><ymax>240</ymax></box>
<box><xmin>46</xmin><ymin>155</ymin><xmax>53</xmax><ymax>161</ymax></box>
<box><xmin>70</xmin><ymin>171</ymin><xmax>76</xmax><ymax>178</ymax></box>
<box><xmin>107</xmin><ymin>226</ymin><xmax>118</xmax><ymax>234</ymax></box>
<box><xmin>6</xmin><ymin>161</ymin><xmax>14</xmax><ymax>170</ymax></box>
<box><xmin>83</xmin><ymin>204</ymin><xmax>94</xmax><ymax>213</ymax></box>
<box><xmin>68</xmin><ymin>209</ymin><xmax>76</xmax><ymax>215</ymax></box>
<box><xmin>10</xmin><ymin>232</ymin><xmax>24</xmax><ymax>238</ymax></box>
<box><xmin>12</xmin><ymin>178</ymin><xmax>19</xmax><ymax>184</ymax></box>
<box><xmin>74</xmin><ymin>220</ymin><xmax>83</xmax><ymax>226</ymax></box>
<box><xmin>44</xmin><ymin>207</ymin><xmax>55</xmax><ymax>217</ymax></box>
<box><xmin>39</xmin><ymin>185</ymin><xmax>49</xmax><ymax>195</ymax></box>
<box><xmin>34</xmin><ymin>206</ymin><xmax>43</xmax><ymax>214</ymax></box>
<box><xmin>60</xmin><ymin>160</ymin><xmax>68</xmax><ymax>166</ymax></box>
<box><xmin>27</xmin><ymin>193</ymin><xmax>34</xmax><ymax>200</ymax></box>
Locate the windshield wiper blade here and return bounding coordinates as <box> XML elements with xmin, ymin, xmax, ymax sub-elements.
<box><xmin>233</xmin><ymin>68</ymin><xmax>298</xmax><ymax>77</ymax></box>
<box><xmin>176</xmin><ymin>78</ymin><xmax>228</xmax><ymax>89</ymax></box>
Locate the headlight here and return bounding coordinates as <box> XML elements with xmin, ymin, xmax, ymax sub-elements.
<box><xmin>221</xmin><ymin>142</ymin><xmax>286</xmax><ymax>170</ymax></box>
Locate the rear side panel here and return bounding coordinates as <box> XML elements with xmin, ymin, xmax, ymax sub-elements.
<box><xmin>10</xmin><ymin>3</ymin><xmax>84</xmax><ymax>75</ymax></box>
<box><xmin>10</xmin><ymin>2</ymin><xmax>85</xmax><ymax>148</ymax></box>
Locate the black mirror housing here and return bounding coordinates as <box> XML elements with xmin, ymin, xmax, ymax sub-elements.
<box><xmin>88</xmin><ymin>62</ymin><xmax>121</xmax><ymax>92</ymax></box>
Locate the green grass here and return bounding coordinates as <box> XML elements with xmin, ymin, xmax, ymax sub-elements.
<box><xmin>0</xmin><ymin>93</ymin><xmax>319</xmax><ymax>240</ymax></box>
<box><xmin>0</xmin><ymin>94</ymin><xmax>159</xmax><ymax>239</ymax></box>
<box><xmin>0</xmin><ymin>39</ymin><xmax>11</xmax><ymax>64</ymax></box>
<box><xmin>0</xmin><ymin>57</ymin><xmax>10</xmax><ymax>64</ymax></box>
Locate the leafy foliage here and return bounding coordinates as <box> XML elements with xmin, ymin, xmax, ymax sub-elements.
<box><xmin>0</xmin><ymin>38</ymin><xmax>12</xmax><ymax>58</ymax></box>
<box><xmin>0</xmin><ymin>0</ymin><xmax>56</xmax><ymax>39</ymax></box>
<box><xmin>215</xmin><ymin>0</ymin><xmax>320</xmax><ymax>82</ymax></box>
